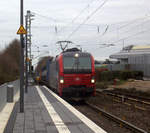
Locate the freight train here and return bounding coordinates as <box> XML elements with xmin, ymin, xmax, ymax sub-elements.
<box><xmin>39</xmin><ymin>48</ymin><xmax>95</xmax><ymax>99</ymax></box>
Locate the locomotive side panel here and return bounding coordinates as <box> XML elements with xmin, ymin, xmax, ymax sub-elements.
<box><xmin>48</xmin><ymin>62</ymin><xmax>51</xmax><ymax>86</ymax></box>
<box><xmin>46</xmin><ymin>60</ymin><xmax>50</xmax><ymax>82</ymax></box>
<box><xmin>49</xmin><ymin>60</ymin><xmax>59</xmax><ymax>92</ymax></box>
<box><xmin>41</xmin><ymin>66</ymin><xmax>47</xmax><ymax>82</ymax></box>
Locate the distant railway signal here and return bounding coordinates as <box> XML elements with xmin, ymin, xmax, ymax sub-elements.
<box><xmin>26</xmin><ymin>57</ymin><xmax>30</xmax><ymax>62</ymax></box>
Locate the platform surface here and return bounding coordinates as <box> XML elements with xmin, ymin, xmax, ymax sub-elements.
<box><xmin>12</xmin><ymin>85</ymin><xmax>107</xmax><ymax>133</ymax></box>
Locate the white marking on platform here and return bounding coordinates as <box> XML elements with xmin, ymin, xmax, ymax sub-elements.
<box><xmin>0</xmin><ymin>91</ymin><xmax>19</xmax><ymax>133</ymax></box>
<box><xmin>43</xmin><ymin>86</ymin><xmax>107</xmax><ymax>133</ymax></box>
<box><xmin>36</xmin><ymin>86</ymin><xmax>70</xmax><ymax>133</ymax></box>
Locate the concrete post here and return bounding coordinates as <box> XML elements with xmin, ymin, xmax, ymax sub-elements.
<box><xmin>7</xmin><ymin>85</ymin><xmax>14</xmax><ymax>103</ymax></box>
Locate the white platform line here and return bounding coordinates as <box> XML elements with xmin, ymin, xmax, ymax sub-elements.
<box><xmin>43</xmin><ymin>86</ymin><xmax>107</xmax><ymax>133</ymax></box>
<box><xmin>0</xmin><ymin>91</ymin><xmax>19</xmax><ymax>133</ymax></box>
<box><xmin>36</xmin><ymin>86</ymin><xmax>70</xmax><ymax>133</ymax></box>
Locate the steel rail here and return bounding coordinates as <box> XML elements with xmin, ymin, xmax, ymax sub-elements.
<box><xmin>105</xmin><ymin>90</ymin><xmax>150</xmax><ymax>101</ymax></box>
<box><xmin>86</xmin><ymin>102</ymin><xmax>148</xmax><ymax>133</ymax></box>
<box><xmin>96</xmin><ymin>90</ymin><xmax>150</xmax><ymax>106</ymax></box>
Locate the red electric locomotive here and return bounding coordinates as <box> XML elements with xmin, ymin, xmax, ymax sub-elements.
<box><xmin>48</xmin><ymin>48</ymin><xmax>95</xmax><ymax>99</ymax></box>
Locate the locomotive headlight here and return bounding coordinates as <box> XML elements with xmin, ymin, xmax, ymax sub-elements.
<box><xmin>91</xmin><ymin>79</ymin><xmax>95</xmax><ymax>83</ymax></box>
<box><xmin>75</xmin><ymin>53</ymin><xmax>79</xmax><ymax>58</ymax></box>
<box><xmin>60</xmin><ymin>77</ymin><xmax>64</xmax><ymax>84</ymax></box>
<box><xmin>91</xmin><ymin>77</ymin><xmax>95</xmax><ymax>83</ymax></box>
<box><xmin>60</xmin><ymin>79</ymin><xmax>64</xmax><ymax>84</ymax></box>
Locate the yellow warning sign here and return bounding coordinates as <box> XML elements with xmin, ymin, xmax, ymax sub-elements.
<box><xmin>17</xmin><ymin>25</ymin><xmax>27</xmax><ymax>34</ymax></box>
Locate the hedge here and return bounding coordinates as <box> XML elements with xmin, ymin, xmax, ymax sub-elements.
<box><xmin>95</xmin><ymin>70</ymin><xmax>143</xmax><ymax>82</ymax></box>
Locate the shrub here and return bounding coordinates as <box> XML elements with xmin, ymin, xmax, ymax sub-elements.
<box><xmin>132</xmin><ymin>71</ymin><xmax>143</xmax><ymax>80</ymax></box>
<box><xmin>0</xmin><ymin>39</ymin><xmax>20</xmax><ymax>85</ymax></box>
<box><xmin>112</xmin><ymin>71</ymin><xmax>121</xmax><ymax>79</ymax></box>
<box><xmin>120</xmin><ymin>71</ymin><xmax>132</xmax><ymax>80</ymax></box>
<box><xmin>96</xmin><ymin>82</ymin><xmax>109</xmax><ymax>89</ymax></box>
<box><xmin>100</xmin><ymin>71</ymin><xmax>113</xmax><ymax>81</ymax></box>
<box><xmin>95</xmin><ymin>70</ymin><xmax>143</xmax><ymax>82</ymax></box>
<box><xmin>120</xmin><ymin>70</ymin><xmax>143</xmax><ymax>80</ymax></box>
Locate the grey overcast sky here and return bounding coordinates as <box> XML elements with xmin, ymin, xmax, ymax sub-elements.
<box><xmin>0</xmin><ymin>0</ymin><xmax>150</xmax><ymax>63</ymax></box>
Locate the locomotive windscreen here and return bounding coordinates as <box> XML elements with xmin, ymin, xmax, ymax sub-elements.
<box><xmin>63</xmin><ymin>56</ymin><xmax>92</xmax><ymax>74</ymax></box>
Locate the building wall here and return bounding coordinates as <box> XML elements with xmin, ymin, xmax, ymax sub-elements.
<box><xmin>107</xmin><ymin>64</ymin><xmax>126</xmax><ymax>71</ymax></box>
<box><xmin>110</xmin><ymin>46</ymin><xmax>150</xmax><ymax>77</ymax></box>
<box><xmin>119</xmin><ymin>58</ymin><xmax>128</xmax><ymax>64</ymax></box>
<box><xmin>129</xmin><ymin>64</ymin><xmax>150</xmax><ymax>77</ymax></box>
<box><xmin>128</xmin><ymin>54</ymin><xmax>150</xmax><ymax>77</ymax></box>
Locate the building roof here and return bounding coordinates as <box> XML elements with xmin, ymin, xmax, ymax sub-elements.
<box><xmin>110</xmin><ymin>45</ymin><xmax>150</xmax><ymax>59</ymax></box>
<box><xmin>132</xmin><ymin>45</ymin><xmax>150</xmax><ymax>50</ymax></box>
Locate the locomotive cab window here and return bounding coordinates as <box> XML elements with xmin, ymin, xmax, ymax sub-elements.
<box><xmin>78</xmin><ymin>57</ymin><xmax>91</xmax><ymax>69</ymax></box>
<box><xmin>63</xmin><ymin>56</ymin><xmax>92</xmax><ymax>73</ymax></box>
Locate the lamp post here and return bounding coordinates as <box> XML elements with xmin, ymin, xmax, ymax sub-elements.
<box><xmin>20</xmin><ymin>0</ymin><xmax>24</xmax><ymax>113</ymax></box>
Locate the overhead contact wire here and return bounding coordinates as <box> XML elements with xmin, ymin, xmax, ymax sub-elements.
<box><xmin>66</xmin><ymin>0</ymin><xmax>109</xmax><ymax>40</ymax></box>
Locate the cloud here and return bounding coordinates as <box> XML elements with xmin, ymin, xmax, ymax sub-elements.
<box><xmin>0</xmin><ymin>0</ymin><xmax>150</xmax><ymax>59</ymax></box>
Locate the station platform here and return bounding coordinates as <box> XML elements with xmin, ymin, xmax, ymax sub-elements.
<box><xmin>6</xmin><ymin>85</ymin><xmax>106</xmax><ymax>133</ymax></box>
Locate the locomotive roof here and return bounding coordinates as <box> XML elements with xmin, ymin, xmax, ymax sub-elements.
<box><xmin>63</xmin><ymin>47</ymin><xmax>80</xmax><ymax>52</ymax></box>
<box><xmin>61</xmin><ymin>47</ymin><xmax>91</xmax><ymax>57</ymax></box>
<box><xmin>62</xmin><ymin>51</ymin><xmax>91</xmax><ymax>57</ymax></box>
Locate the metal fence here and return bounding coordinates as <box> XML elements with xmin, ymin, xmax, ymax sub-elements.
<box><xmin>0</xmin><ymin>80</ymin><xmax>20</xmax><ymax>111</ymax></box>
<box><xmin>107</xmin><ymin>64</ymin><xmax>125</xmax><ymax>71</ymax></box>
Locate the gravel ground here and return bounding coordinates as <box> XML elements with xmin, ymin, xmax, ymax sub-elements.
<box><xmin>109</xmin><ymin>80</ymin><xmax>150</xmax><ymax>93</ymax></box>
<box><xmin>74</xmin><ymin>104</ymin><xmax>133</xmax><ymax>133</ymax></box>
<box><xmin>108</xmin><ymin>88</ymin><xmax>150</xmax><ymax>101</ymax></box>
<box><xmin>102</xmin><ymin>91</ymin><xmax>150</xmax><ymax>110</ymax></box>
<box><xmin>88</xmin><ymin>93</ymin><xmax>150</xmax><ymax>133</ymax></box>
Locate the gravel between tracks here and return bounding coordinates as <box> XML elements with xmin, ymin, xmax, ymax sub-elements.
<box><xmin>72</xmin><ymin>89</ymin><xmax>150</xmax><ymax>133</ymax></box>
<box><xmin>88</xmin><ymin>93</ymin><xmax>150</xmax><ymax>133</ymax></box>
<box><xmin>74</xmin><ymin>104</ymin><xmax>133</xmax><ymax>133</ymax></box>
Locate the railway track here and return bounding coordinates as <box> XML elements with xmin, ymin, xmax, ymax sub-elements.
<box><xmin>86</xmin><ymin>102</ymin><xmax>148</xmax><ymax>133</ymax></box>
<box><xmin>102</xmin><ymin>89</ymin><xmax>150</xmax><ymax>101</ymax></box>
<box><xmin>96</xmin><ymin>90</ymin><xmax>150</xmax><ymax>111</ymax></box>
